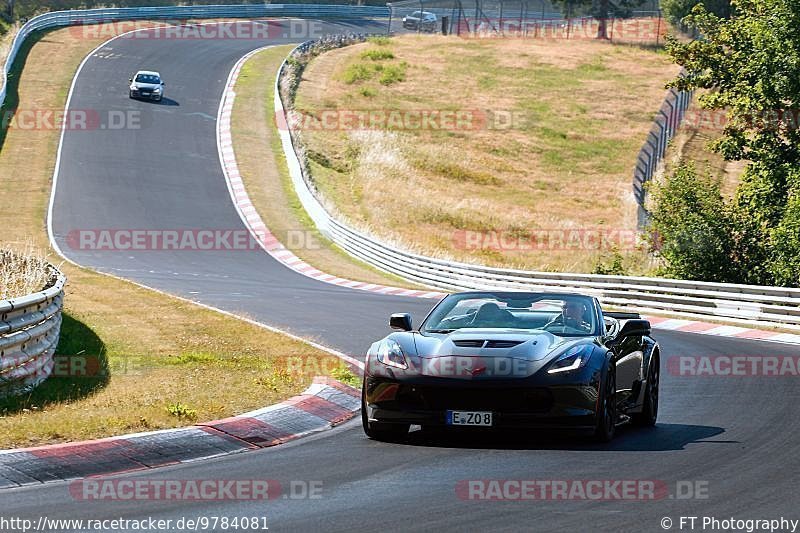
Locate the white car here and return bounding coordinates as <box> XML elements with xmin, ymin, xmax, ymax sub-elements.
<box><xmin>129</xmin><ymin>70</ymin><xmax>165</xmax><ymax>102</ymax></box>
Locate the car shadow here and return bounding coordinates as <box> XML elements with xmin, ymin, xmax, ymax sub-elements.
<box><xmin>396</xmin><ymin>422</ymin><xmax>729</xmax><ymax>452</ymax></box>
<box><xmin>154</xmin><ymin>97</ymin><xmax>179</xmax><ymax>106</ymax></box>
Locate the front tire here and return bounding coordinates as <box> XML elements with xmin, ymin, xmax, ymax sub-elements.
<box><xmin>632</xmin><ymin>355</ymin><xmax>659</xmax><ymax>427</ymax></box>
<box><xmin>593</xmin><ymin>364</ymin><xmax>616</xmax><ymax>442</ymax></box>
<box><xmin>361</xmin><ymin>386</ymin><xmax>409</xmax><ymax>442</ymax></box>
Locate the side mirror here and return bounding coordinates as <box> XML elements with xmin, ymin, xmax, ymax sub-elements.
<box><xmin>162</xmin><ymin>82</ymin><xmax>166</xmax><ymax>86</ymax></box>
<box><xmin>389</xmin><ymin>313</ymin><xmax>412</xmax><ymax>331</ymax></box>
<box><xmin>129</xmin><ymin>78</ymin><xmax>133</xmax><ymax>82</ymax></box>
<box><xmin>614</xmin><ymin>319</ymin><xmax>651</xmax><ymax>340</ymax></box>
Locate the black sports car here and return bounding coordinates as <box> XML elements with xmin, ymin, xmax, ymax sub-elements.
<box><xmin>361</xmin><ymin>291</ymin><xmax>660</xmax><ymax>442</ymax></box>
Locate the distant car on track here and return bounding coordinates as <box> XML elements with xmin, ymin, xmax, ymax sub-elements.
<box><xmin>129</xmin><ymin>70</ymin><xmax>165</xmax><ymax>102</ymax></box>
<box><xmin>402</xmin><ymin>11</ymin><xmax>438</xmax><ymax>32</ymax></box>
<box><xmin>361</xmin><ymin>291</ymin><xmax>660</xmax><ymax>442</ymax></box>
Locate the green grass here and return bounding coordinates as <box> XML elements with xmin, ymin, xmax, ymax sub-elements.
<box><xmin>361</xmin><ymin>49</ymin><xmax>394</xmax><ymax>61</ymax></box>
<box><xmin>330</xmin><ymin>365</ymin><xmax>360</xmax><ymax>388</ymax></box>
<box><xmin>342</xmin><ymin>63</ymin><xmax>373</xmax><ymax>84</ymax></box>
<box><xmin>367</xmin><ymin>36</ymin><xmax>392</xmax><ymax>46</ymax></box>
<box><xmin>378</xmin><ymin>63</ymin><xmax>407</xmax><ymax>85</ymax></box>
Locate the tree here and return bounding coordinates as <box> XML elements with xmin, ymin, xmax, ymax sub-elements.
<box><xmin>664</xmin><ymin>0</ymin><xmax>800</xmax><ymax>286</ymax></box>
<box><xmin>660</xmin><ymin>0</ymin><xmax>731</xmax><ymax>29</ymax></box>
<box><xmin>551</xmin><ymin>0</ymin><xmax>648</xmax><ymax>39</ymax></box>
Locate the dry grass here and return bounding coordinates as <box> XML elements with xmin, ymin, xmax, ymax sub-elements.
<box><xmin>231</xmin><ymin>45</ymin><xmax>425</xmax><ymax>289</ymax></box>
<box><xmin>662</xmin><ymin>97</ymin><xmax>746</xmax><ymax>198</ymax></box>
<box><xmin>0</xmin><ymin>23</ymin><xmax>345</xmax><ymax>448</ymax></box>
<box><xmin>0</xmin><ymin>244</ymin><xmax>52</xmax><ymax>299</ymax></box>
<box><xmin>294</xmin><ymin>35</ymin><xmax>679</xmax><ymax>273</ymax></box>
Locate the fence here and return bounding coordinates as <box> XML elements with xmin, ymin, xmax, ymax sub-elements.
<box><xmin>0</xmin><ymin>4</ymin><xmax>391</xmax><ymax>106</ymax></box>
<box><xmin>276</xmin><ymin>42</ymin><xmax>800</xmax><ymax>331</ymax></box>
<box><xmin>387</xmin><ymin>0</ymin><xmax>665</xmax><ymax>45</ymax></box>
<box><xmin>0</xmin><ymin>267</ymin><xmax>66</xmax><ymax>398</ymax></box>
<box><xmin>633</xmin><ymin>85</ymin><xmax>693</xmax><ymax>226</ymax></box>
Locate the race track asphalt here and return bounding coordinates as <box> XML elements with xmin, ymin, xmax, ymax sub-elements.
<box><xmin>4</xmin><ymin>19</ymin><xmax>798</xmax><ymax>532</ymax></box>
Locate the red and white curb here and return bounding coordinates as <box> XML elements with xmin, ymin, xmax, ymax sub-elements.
<box><xmin>217</xmin><ymin>50</ymin><xmax>800</xmax><ymax>347</ymax></box>
<box><xmin>216</xmin><ymin>47</ymin><xmax>445</xmax><ymax>301</ymax></box>
<box><xmin>0</xmin><ymin>377</ymin><xmax>359</xmax><ymax>488</ymax></box>
<box><xmin>646</xmin><ymin>316</ymin><xmax>800</xmax><ymax>344</ymax></box>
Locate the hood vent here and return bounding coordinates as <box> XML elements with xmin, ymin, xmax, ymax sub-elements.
<box><xmin>452</xmin><ymin>340</ymin><xmax>524</xmax><ymax>349</ymax></box>
<box><xmin>485</xmin><ymin>340</ymin><xmax>524</xmax><ymax>348</ymax></box>
<box><xmin>453</xmin><ymin>340</ymin><xmax>485</xmax><ymax>348</ymax></box>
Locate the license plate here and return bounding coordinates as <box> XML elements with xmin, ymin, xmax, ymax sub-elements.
<box><xmin>446</xmin><ymin>410</ymin><xmax>492</xmax><ymax>426</ymax></box>
<box><xmin>141</xmin><ymin>92</ymin><xmax>150</xmax><ymax>96</ymax></box>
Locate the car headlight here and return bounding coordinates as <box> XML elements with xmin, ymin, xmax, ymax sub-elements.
<box><xmin>547</xmin><ymin>345</ymin><xmax>592</xmax><ymax>374</ymax></box>
<box><xmin>153</xmin><ymin>87</ymin><xmax>161</xmax><ymax>93</ymax></box>
<box><xmin>376</xmin><ymin>338</ymin><xmax>407</xmax><ymax>369</ymax></box>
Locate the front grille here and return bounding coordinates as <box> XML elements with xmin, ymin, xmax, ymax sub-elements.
<box><xmin>397</xmin><ymin>385</ymin><xmax>552</xmax><ymax>413</ymax></box>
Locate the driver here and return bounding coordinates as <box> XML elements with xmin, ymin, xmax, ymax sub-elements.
<box><xmin>545</xmin><ymin>300</ymin><xmax>593</xmax><ymax>332</ymax></box>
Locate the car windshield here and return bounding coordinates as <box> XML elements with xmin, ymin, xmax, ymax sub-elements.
<box><xmin>421</xmin><ymin>292</ymin><xmax>599</xmax><ymax>337</ymax></box>
<box><xmin>410</xmin><ymin>11</ymin><xmax>423</xmax><ymax>16</ymax></box>
<box><xmin>135</xmin><ymin>74</ymin><xmax>160</xmax><ymax>84</ymax></box>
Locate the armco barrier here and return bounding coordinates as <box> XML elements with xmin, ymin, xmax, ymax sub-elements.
<box><xmin>0</xmin><ymin>267</ymin><xmax>66</xmax><ymax>398</ymax></box>
<box><xmin>276</xmin><ymin>42</ymin><xmax>800</xmax><ymax>331</ymax></box>
<box><xmin>633</xmin><ymin>84</ymin><xmax>693</xmax><ymax>227</ymax></box>
<box><xmin>0</xmin><ymin>4</ymin><xmax>390</xmax><ymax>106</ymax></box>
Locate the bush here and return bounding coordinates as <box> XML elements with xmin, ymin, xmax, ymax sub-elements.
<box><xmin>768</xmin><ymin>183</ymin><xmax>800</xmax><ymax>286</ymax></box>
<box><xmin>648</xmin><ymin>164</ymin><xmax>738</xmax><ymax>282</ymax></box>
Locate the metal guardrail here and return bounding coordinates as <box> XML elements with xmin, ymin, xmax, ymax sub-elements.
<box><xmin>0</xmin><ymin>268</ymin><xmax>66</xmax><ymax>398</ymax></box>
<box><xmin>633</xmin><ymin>84</ymin><xmax>693</xmax><ymax>227</ymax></box>
<box><xmin>276</xmin><ymin>42</ymin><xmax>800</xmax><ymax>331</ymax></box>
<box><xmin>0</xmin><ymin>4</ymin><xmax>390</xmax><ymax>106</ymax></box>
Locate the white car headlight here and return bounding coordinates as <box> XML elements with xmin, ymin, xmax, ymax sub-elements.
<box><xmin>376</xmin><ymin>338</ymin><xmax>407</xmax><ymax>369</ymax></box>
<box><xmin>153</xmin><ymin>87</ymin><xmax>161</xmax><ymax>93</ymax></box>
<box><xmin>548</xmin><ymin>345</ymin><xmax>592</xmax><ymax>374</ymax></box>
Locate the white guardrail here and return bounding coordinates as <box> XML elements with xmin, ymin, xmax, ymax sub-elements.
<box><xmin>0</xmin><ymin>4</ymin><xmax>390</xmax><ymax>105</ymax></box>
<box><xmin>0</xmin><ymin>268</ymin><xmax>65</xmax><ymax>398</ymax></box>
<box><xmin>276</xmin><ymin>42</ymin><xmax>800</xmax><ymax>331</ymax></box>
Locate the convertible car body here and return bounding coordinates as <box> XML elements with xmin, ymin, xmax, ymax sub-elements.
<box><xmin>361</xmin><ymin>291</ymin><xmax>660</xmax><ymax>442</ymax></box>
